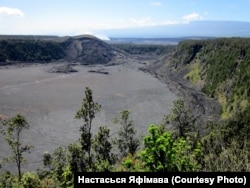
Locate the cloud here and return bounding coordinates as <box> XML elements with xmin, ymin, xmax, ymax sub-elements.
<box><xmin>149</xmin><ymin>1</ymin><xmax>162</xmax><ymax>7</ymax></box>
<box><xmin>130</xmin><ymin>17</ymin><xmax>153</xmax><ymax>26</ymax></box>
<box><xmin>129</xmin><ymin>12</ymin><xmax>206</xmax><ymax>28</ymax></box>
<box><xmin>0</xmin><ymin>7</ymin><xmax>24</xmax><ymax>17</ymax></box>
<box><xmin>182</xmin><ymin>12</ymin><xmax>202</xmax><ymax>23</ymax></box>
<box><xmin>162</xmin><ymin>20</ymin><xmax>180</xmax><ymax>25</ymax></box>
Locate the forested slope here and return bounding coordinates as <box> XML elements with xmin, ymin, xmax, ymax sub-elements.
<box><xmin>160</xmin><ymin>38</ymin><xmax>250</xmax><ymax>121</ymax></box>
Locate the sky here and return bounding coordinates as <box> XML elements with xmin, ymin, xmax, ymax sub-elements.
<box><xmin>0</xmin><ymin>0</ymin><xmax>250</xmax><ymax>38</ymax></box>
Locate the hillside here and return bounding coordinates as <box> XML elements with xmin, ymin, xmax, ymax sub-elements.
<box><xmin>146</xmin><ymin>37</ymin><xmax>250</xmax><ymax>123</ymax></box>
<box><xmin>0</xmin><ymin>35</ymin><xmax>117</xmax><ymax>65</ymax></box>
<box><xmin>1</xmin><ymin>36</ymin><xmax>250</xmax><ymax>184</ymax></box>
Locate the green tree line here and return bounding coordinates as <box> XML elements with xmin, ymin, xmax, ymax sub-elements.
<box><xmin>0</xmin><ymin>40</ymin><xmax>65</xmax><ymax>63</ymax></box>
<box><xmin>111</xmin><ymin>43</ymin><xmax>175</xmax><ymax>55</ymax></box>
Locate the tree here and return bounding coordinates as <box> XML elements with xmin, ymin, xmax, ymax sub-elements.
<box><xmin>67</xmin><ymin>142</ymin><xmax>85</xmax><ymax>172</ymax></box>
<box><xmin>42</xmin><ymin>146</ymin><xmax>68</xmax><ymax>185</ymax></box>
<box><xmin>75</xmin><ymin>86</ymin><xmax>101</xmax><ymax>170</ymax></box>
<box><xmin>113</xmin><ymin>109</ymin><xmax>140</xmax><ymax>159</ymax></box>
<box><xmin>21</xmin><ymin>172</ymin><xmax>41</xmax><ymax>188</ymax></box>
<box><xmin>140</xmin><ymin>124</ymin><xmax>173</xmax><ymax>171</ymax></box>
<box><xmin>140</xmin><ymin>124</ymin><xmax>202</xmax><ymax>172</ymax></box>
<box><xmin>161</xmin><ymin>99</ymin><xmax>196</xmax><ymax>138</ymax></box>
<box><xmin>202</xmin><ymin>120</ymin><xmax>250</xmax><ymax>171</ymax></box>
<box><xmin>92</xmin><ymin>126</ymin><xmax>117</xmax><ymax>171</ymax></box>
<box><xmin>0</xmin><ymin>114</ymin><xmax>33</xmax><ymax>181</ymax></box>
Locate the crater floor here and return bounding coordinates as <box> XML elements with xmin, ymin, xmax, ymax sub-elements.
<box><xmin>0</xmin><ymin>60</ymin><xmax>177</xmax><ymax>173</ymax></box>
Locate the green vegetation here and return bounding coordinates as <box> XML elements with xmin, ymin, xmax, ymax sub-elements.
<box><xmin>140</xmin><ymin>124</ymin><xmax>202</xmax><ymax>172</ymax></box>
<box><xmin>184</xmin><ymin>62</ymin><xmax>201</xmax><ymax>84</ymax></box>
<box><xmin>75</xmin><ymin>86</ymin><xmax>102</xmax><ymax>170</ymax></box>
<box><xmin>1</xmin><ymin>86</ymin><xmax>249</xmax><ymax>187</ymax></box>
<box><xmin>167</xmin><ymin>38</ymin><xmax>250</xmax><ymax>120</ymax></box>
<box><xmin>1</xmin><ymin>37</ymin><xmax>250</xmax><ymax>186</ymax></box>
<box><xmin>0</xmin><ymin>39</ymin><xmax>65</xmax><ymax>63</ymax></box>
<box><xmin>111</xmin><ymin>43</ymin><xmax>175</xmax><ymax>55</ymax></box>
<box><xmin>113</xmin><ymin>109</ymin><xmax>140</xmax><ymax>158</ymax></box>
<box><xmin>0</xmin><ymin>114</ymin><xmax>33</xmax><ymax>181</ymax></box>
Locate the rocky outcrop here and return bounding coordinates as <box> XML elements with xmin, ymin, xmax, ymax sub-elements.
<box><xmin>47</xmin><ymin>64</ymin><xmax>78</xmax><ymax>73</ymax></box>
<box><xmin>62</xmin><ymin>35</ymin><xmax>116</xmax><ymax>65</ymax></box>
<box><xmin>88</xmin><ymin>68</ymin><xmax>109</xmax><ymax>74</ymax></box>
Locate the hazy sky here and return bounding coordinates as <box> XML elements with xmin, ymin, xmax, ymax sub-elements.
<box><xmin>0</xmin><ymin>0</ymin><xmax>250</xmax><ymax>37</ymax></box>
